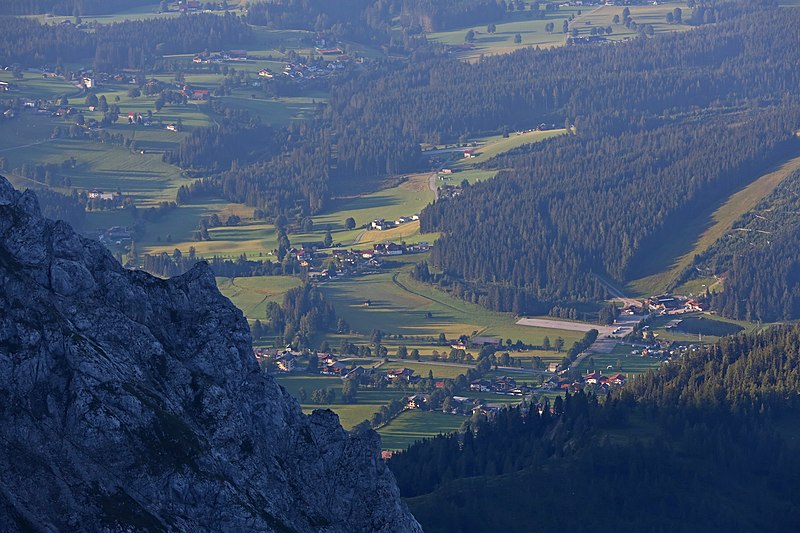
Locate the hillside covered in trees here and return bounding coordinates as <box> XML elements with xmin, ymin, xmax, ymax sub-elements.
<box><xmin>688</xmin><ymin>168</ymin><xmax>800</xmax><ymax>321</ymax></box>
<box><xmin>413</xmin><ymin>6</ymin><xmax>800</xmax><ymax>312</ymax></box>
<box><xmin>390</xmin><ymin>324</ymin><xmax>800</xmax><ymax>531</ymax></box>
<box><xmin>0</xmin><ymin>0</ymin><xmax>152</xmax><ymax>15</ymax></box>
<box><xmin>0</xmin><ymin>13</ymin><xmax>251</xmax><ymax>69</ymax></box>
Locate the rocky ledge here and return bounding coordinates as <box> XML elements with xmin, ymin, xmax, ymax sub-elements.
<box><xmin>0</xmin><ymin>175</ymin><xmax>421</xmax><ymax>532</ymax></box>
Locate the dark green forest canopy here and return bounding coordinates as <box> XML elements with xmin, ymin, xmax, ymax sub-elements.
<box><xmin>390</xmin><ymin>324</ymin><xmax>800</xmax><ymax>531</ymax></box>
<box><xmin>0</xmin><ymin>13</ymin><xmax>252</xmax><ymax>68</ymax></box>
<box><xmin>409</xmin><ymin>9</ymin><xmax>800</xmax><ymax>311</ymax></box>
<box><xmin>0</xmin><ymin>0</ymin><xmax>152</xmax><ymax>16</ymax></box>
<box><xmin>695</xmin><ymin>168</ymin><xmax>800</xmax><ymax>322</ymax></box>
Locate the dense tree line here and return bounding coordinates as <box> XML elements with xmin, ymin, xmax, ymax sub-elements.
<box><xmin>421</xmin><ymin>106</ymin><xmax>800</xmax><ymax>310</ymax></box>
<box><xmin>262</xmin><ymin>283</ymin><xmax>337</xmax><ymax>343</ymax></box>
<box><xmin>140</xmin><ymin>252</ymin><xmax>299</xmax><ymax>278</ymax></box>
<box><xmin>0</xmin><ymin>0</ymin><xmax>152</xmax><ymax>16</ymax></box>
<box><xmin>399</xmin><ymin>0</ymin><xmax>506</xmax><ymax>32</ymax></box>
<box><xmin>163</xmin><ymin>117</ymin><xmax>276</xmax><ymax>173</ymax></box>
<box><xmin>0</xmin><ymin>13</ymin><xmax>251</xmax><ymax>69</ymax></box>
<box><xmin>245</xmin><ymin>0</ymin><xmax>507</xmax><ymax>35</ymax></box>
<box><xmin>29</xmin><ymin>187</ymin><xmax>86</xmax><ymax>229</ymax></box>
<box><xmin>390</xmin><ymin>324</ymin><xmax>800</xmax><ymax>531</ymax></box>
<box><xmin>685</xmin><ymin>168</ymin><xmax>800</xmax><ymax>321</ymax></box>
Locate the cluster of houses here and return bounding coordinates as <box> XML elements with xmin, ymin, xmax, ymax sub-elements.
<box><xmin>369</xmin><ymin>214</ymin><xmax>419</xmax><ymax>231</ymax></box>
<box><xmin>282</xmin><ymin>59</ymin><xmax>348</xmax><ymax>81</ymax></box>
<box><xmin>192</xmin><ymin>50</ymin><xmax>248</xmax><ymax>64</ymax></box>
<box><xmin>291</xmin><ymin>241</ymin><xmax>431</xmax><ymax>281</ymax></box>
<box><xmin>645</xmin><ymin>295</ymin><xmax>708</xmax><ymax>315</ymax></box>
<box><xmin>541</xmin><ymin>370</ymin><xmax>627</xmax><ymax>394</ymax></box>
<box><xmin>87</xmin><ymin>189</ymin><xmax>116</xmax><ymax>201</ymax></box>
<box><xmin>438</xmin><ymin>185</ymin><xmax>464</xmax><ymax>199</ymax></box>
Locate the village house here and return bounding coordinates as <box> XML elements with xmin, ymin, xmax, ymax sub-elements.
<box><xmin>87</xmin><ymin>189</ymin><xmax>115</xmax><ymax>201</ymax></box>
<box><xmin>370</xmin><ymin>219</ymin><xmax>394</xmax><ymax>231</ymax></box>
<box><xmin>470</xmin><ymin>336</ymin><xmax>502</xmax><ymax>348</ymax></box>
<box><xmin>493</xmin><ymin>376</ymin><xmax>517</xmax><ymax>393</ymax></box>
<box><xmin>321</xmin><ymin>361</ymin><xmax>349</xmax><ymax>376</ymax></box>
<box><xmin>344</xmin><ymin>366</ymin><xmax>366</xmax><ymax>380</ymax></box>
<box><xmin>276</xmin><ymin>354</ymin><xmax>296</xmax><ymax>372</ymax></box>
<box><xmin>470</xmin><ymin>379</ymin><xmax>492</xmax><ymax>392</ymax></box>
<box><xmin>385</xmin><ymin>368</ymin><xmax>415</xmax><ymax>383</ymax></box>
<box><xmin>374</xmin><ymin>242</ymin><xmax>405</xmax><ymax>256</ymax></box>
<box><xmin>406</xmin><ymin>394</ymin><xmax>428</xmax><ymax>409</ymax></box>
<box><xmin>178</xmin><ymin>0</ymin><xmax>201</xmax><ymax>12</ymax></box>
<box><xmin>0</xmin><ymin>81</ymin><xmax>9</xmax><ymax>92</ymax></box>
<box><xmin>607</xmin><ymin>373</ymin><xmax>627</xmax><ymax>386</ymax></box>
<box><xmin>542</xmin><ymin>376</ymin><xmax>561</xmax><ymax>390</ymax></box>
<box><xmin>258</xmin><ymin>69</ymin><xmax>274</xmax><ymax>78</ymax></box>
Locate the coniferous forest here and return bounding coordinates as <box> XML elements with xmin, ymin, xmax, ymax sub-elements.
<box><xmin>390</xmin><ymin>325</ymin><xmax>800</xmax><ymax>531</ymax></box>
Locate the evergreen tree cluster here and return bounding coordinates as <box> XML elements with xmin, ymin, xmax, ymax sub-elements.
<box><xmin>422</xmin><ymin>105</ymin><xmax>800</xmax><ymax>310</ymax></box>
<box><xmin>689</xmin><ymin>168</ymin><xmax>800</xmax><ymax>321</ymax></box>
<box><xmin>0</xmin><ymin>0</ymin><xmax>153</xmax><ymax>16</ymax></box>
<box><xmin>390</xmin><ymin>324</ymin><xmax>800</xmax><ymax>531</ymax></box>
<box><xmin>0</xmin><ymin>13</ymin><xmax>252</xmax><ymax>69</ymax></box>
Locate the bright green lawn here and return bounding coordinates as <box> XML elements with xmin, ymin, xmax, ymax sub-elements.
<box><xmin>217</xmin><ymin>275</ymin><xmax>302</xmax><ymax>318</ymax></box>
<box><xmin>380</xmin><ymin>361</ymin><xmax>471</xmax><ymax>380</ymax></box>
<box><xmin>572</xmin><ymin>344</ymin><xmax>663</xmax><ymax>375</ymax></box>
<box><xmin>319</xmin><ymin>269</ymin><xmax>584</xmax><ymax>347</ymax></box>
<box><xmin>273</xmin><ymin>374</ymin><xmax>409</xmax><ymax>429</ymax></box>
<box><xmin>378</xmin><ymin>410</ymin><xmax>465</xmax><ymax>451</ymax></box>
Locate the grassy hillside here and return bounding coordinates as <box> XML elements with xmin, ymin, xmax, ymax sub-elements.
<box><xmin>627</xmin><ymin>150</ymin><xmax>800</xmax><ymax>296</ymax></box>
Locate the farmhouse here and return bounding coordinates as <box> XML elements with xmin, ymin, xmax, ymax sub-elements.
<box><xmin>82</xmin><ymin>77</ymin><xmax>95</xmax><ymax>89</ymax></box>
<box><xmin>370</xmin><ymin>219</ymin><xmax>394</xmax><ymax>231</ymax></box>
<box><xmin>191</xmin><ymin>89</ymin><xmax>210</xmax><ymax>100</ymax></box>
<box><xmin>470</xmin><ymin>379</ymin><xmax>491</xmax><ymax>392</ymax></box>
<box><xmin>386</xmin><ymin>368</ymin><xmax>415</xmax><ymax>383</ymax></box>
<box><xmin>87</xmin><ymin>189</ymin><xmax>115</xmax><ymax>201</ymax></box>
<box><xmin>258</xmin><ymin>69</ymin><xmax>274</xmax><ymax>78</ymax></box>
<box><xmin>470</xmin><ymin>336</ymin><xmax>502</xmax><ymax>348</ymax></box>
<box><xmin>493</xmin><ymin>376</ymin><xmax>517</xmax><ymax>393</ymax></box>
<box><xmin>406</xmin><ymin>395</ymin><xmax>429</xmax><ymax>409</ymax></box>
<box><xmin>321</xmin><ymin>361</ymin><xmax>349</xmax><ymax>376</ymax></box>
<box><xmin>178</xmin><ymin>0</ymin><xmax>201</xmax><ymax>12</ymax></box>
<box><xmin>0</xmin><ymin>81</ymin><xmax>9</xmax><ymax>91</ymax></box>
<box><xmin>374</xmin><ymin>242</ymin><xmax>405</xmax><ymax>256</ymax></box>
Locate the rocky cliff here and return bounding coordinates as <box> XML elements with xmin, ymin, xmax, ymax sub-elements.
<box><xmin>0</xmin><ymin>175</ymin><xmax>421</xmax><ymax>532</ymax></box>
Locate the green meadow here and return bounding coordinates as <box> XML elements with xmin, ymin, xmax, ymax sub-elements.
<box><xmin>318</xmin><ymin>269</ymin><xmax>584</xmax><ymax>347</ymax></box>
<box><xmin>217</xmin><ymin>275</ymin><xmax>303</xmax><ymax>318</ymax></box>
<box><xmin>273</xmin><ymin>374</ymin><xmax>410</xmax><ymax>429</ymax></box>
<box><xmin>378</xmin><ymin>410</ymin><xmax>466</xmax><ymax>451</ymax></box>
<box><xmin>428</xmin><ymin>3</ymin><xmax>692</xmax><ymax>60</ymax></box>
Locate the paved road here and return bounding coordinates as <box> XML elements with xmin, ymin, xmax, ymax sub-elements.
<box><xmin>428</xmin><ymin>171</ymin><xmax>439</xmax><ymax>200</ymax></box>
<box><xmin>339</xmin><ymin>357</ymin><xmax>553</xmax><ymax>376</ymax></box>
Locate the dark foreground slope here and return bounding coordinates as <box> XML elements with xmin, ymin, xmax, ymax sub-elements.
<box><xmin>0</xmin><ymin>176</ymin><xmax>420</xmax><ymax>532</ymax></box>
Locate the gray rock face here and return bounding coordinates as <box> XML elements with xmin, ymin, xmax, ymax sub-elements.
<box><xmin>0</xmin><ymin>176</ymin><xmax>421</xmax><ymax>532</ymax></box>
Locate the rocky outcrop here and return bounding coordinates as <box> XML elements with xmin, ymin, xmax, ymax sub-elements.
<box><xmin>0</xmin><ymin>175</ymin><xmax>421</xmax><ymax>532</ymax></box>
